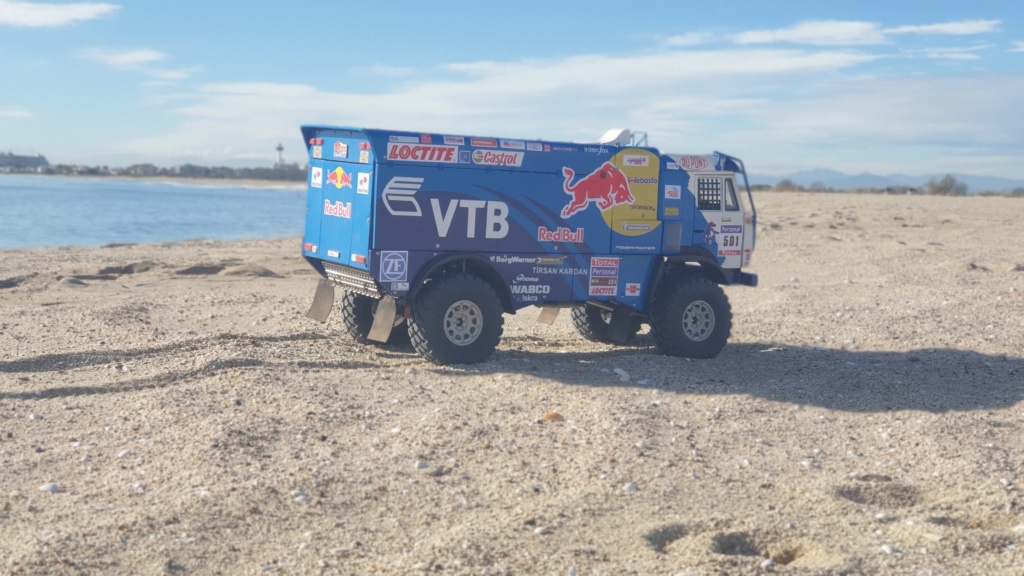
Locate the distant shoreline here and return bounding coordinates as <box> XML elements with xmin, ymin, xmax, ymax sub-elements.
<box><xmin>1</xmin><ymin>172</ymin><xmax>305</xmax><ymax>191</ymax></box>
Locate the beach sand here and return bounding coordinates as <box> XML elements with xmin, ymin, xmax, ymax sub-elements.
<box><xmin>1</xmin><ymin>192</ymin><xmax>1022</xmax><ymax>574</ymax></box>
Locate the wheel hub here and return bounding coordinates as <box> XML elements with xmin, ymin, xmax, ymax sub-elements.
<box><xmin>681</xmin><ymin>300</ymin><xmax>715</xmax><ymax>342</ymax></box>
<box><xmin>444</xmin><ymin>300</ymin><xmax>483</xmax><ymax>346</ymax></box>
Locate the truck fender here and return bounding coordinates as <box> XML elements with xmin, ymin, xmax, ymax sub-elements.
<box><xmin>407</xmin><ymin>253</ymin><xmax>516</xmax><ymax>314</ymax></box>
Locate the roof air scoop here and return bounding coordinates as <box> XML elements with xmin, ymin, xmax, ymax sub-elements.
<box><xmin>598</xmin><ymin>128</ymin><xmax>631</xmax><ymax>146</ymax></box>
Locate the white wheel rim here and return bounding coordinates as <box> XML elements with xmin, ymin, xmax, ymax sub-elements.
<box><xmin>444</xmin><ymin>300</ymin><xmax>483</xmax><ymax>346</ymax></box>
<box><xmin>681</xmin><ymin>300</ymin><xmax>714</xmax><ymax>342</ymax></box>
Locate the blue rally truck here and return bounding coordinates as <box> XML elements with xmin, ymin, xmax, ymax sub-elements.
<box><xmin>301</xmin><ymin>126</ymin><xmax>757</xmax><ymax>365</ymax></box>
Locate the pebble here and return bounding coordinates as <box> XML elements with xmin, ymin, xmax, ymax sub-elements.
<box><xmin>29</xmin><ymin>414</ymin><xmax>43</xmax><ymax>421</ymax></box>
<box><xmin>117</xmin><ymin>449</ymin><xmax>134</xmax><ymax>458</ymax></box>
<box><xmin>542</xmin><ymin>412</ymin><xmax>564</xmax><ymax>422</ymax></box>
<box><xmin>1012</xmin><ymin>524</ymin><xmax>1024</xmax><ymax>533</ymax></box>
<box><xmin>801</xmin><ymin>459</ymin><xmax>819</xmax><ymax>469</ymax></box>
<box><xmin>876</xmin><ymin>512</ymin><xmax>896</xmax><ymax>522</ymax></box>
<box><xmin>760</xmin><ymin>559</ymin><xmax>775</xmax><ymax>568</ymax></box>
<box><xmin>622</xmin><ymin>482</ymin><xmax>638</xmax><ymax>493</ymax></box>
<box><xmin>291</xmin><ymin>488</ymin><xmax>311</xmax><ymax>504</ymax></box>
<box><xmin>635</xmin><ymin>441</ymin><xmax>652</xmax><ymax>450</ymax></box>
<box><xmin>414</xmin><ymin>460</ymin><xmax>429</xmax><ymax>470</ymax></box>
<box><xmin>880</xmin><ymin>544</ymin><xmax>901</xmax><ymax>555</ymax></box>
<box><xmin>39</xmin><ymin>482</ymin><xmax>60</xmax><ymax>493</ymax></box>
<box><xmin>534</xmin><ymin>526</ymin><xmax>553</xmax><ymax>535</ymax></box>
<box><xmin>133</xmin><ymin>482</ymin><xmax>146</xmax><ymax>493</ymax></box>
<box><xmin>612</xmin><ymin>368</ymin><xmax>630</xmax><ymax>382</ymax></box>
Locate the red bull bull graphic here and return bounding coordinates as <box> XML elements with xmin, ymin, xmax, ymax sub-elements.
<box><xmin>327</xmin><ymin>167</ymin><xmax>352</xmax><ymax>189</ymax></box>
<box><xmin>560</xmin><ymin>162</ymin><xmax>634</xmax><ymax>218</ymax></box>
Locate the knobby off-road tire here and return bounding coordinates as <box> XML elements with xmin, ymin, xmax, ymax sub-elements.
<box><xmin>651</xmin><ymin>274</ymin><xmax>731</xmax><ymax>358</ymax></box>
<box><xmin>408</xmin><ymin>274</ymin><xmax>504</xmax><ymax>365</ymax></box>
<box><xmin>340</xmin><ymin>290</ymin><xmax>410</xmax><ymax>346</ymax></box>
<box><xmin>570</xmin><ymin>304</ymin><xmax>641</xmax><ymax>344</ymax></box>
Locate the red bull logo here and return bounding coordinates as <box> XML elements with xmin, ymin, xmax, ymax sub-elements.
<box><xmin>560</xmin><ymin>162</ymin><xmax>635</xmax><ymax>218</ymax></box>
<box><xmin>327</xmin><ymin>167</ymin><xmax>352</xmax><ymax>189</ymax></box>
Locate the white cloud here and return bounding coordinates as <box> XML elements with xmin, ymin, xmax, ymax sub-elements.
<box><xmin>732</xmin><ymin>19</ymin><xmax>1001</xmax><ymax>47</ymax></box>
<box><xmin>107</xmin><ymin>46</ymin><xmax>1024</xmax><ymax>179</ymax></box>
<box><xmin>0</xmin><ymin>0</ymin><xmax>118</xmax><ymax>27</ymax></box>
<box><xmin>118</xmin><ymin>48</ymin><xmax>879</xmax><ymax>163</ymax></box>
<box><xmin>1011</xmin><ymin>41</ymin><xmax>1024</xmax><ymax>53</ymax></box>
<box><xmin>0</xmin><ymin>106</ymin><xmax>32</xmax><ymax>118</ymax></box>
<box><xmin>664</xmin><ymin>32</ymin><xmax>716</xmax><ymax>47</ymax></box>
<box><xmin>885</xmin><ymin>20</ymin><xmax>1000</xmax><ymax>36</ymax></box>
<box><xmin>733</xmin><ymin>21</ymin><xmax>887</xmax><ymax>46</ymax></box>
<box><xmin>919</xmin><ymin>45</ymin><xmax>991</xmax><ymax>61</ymax></box>
<box><xmin>80</xmin><ymin>47</ymin><xmax>165</xmax><ymax>68</ymax></box>
<box><xmin>79</xmin><ymin>47</ymin><xmax>199</xmax><ymax>81</ymax></box>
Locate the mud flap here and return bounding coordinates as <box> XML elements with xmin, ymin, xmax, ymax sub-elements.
<box><xmin>306</xmin><ymin>279</ymin><xmax>335</xmax><ymax>323</ymax></box>
<box><xmin>536</xmin><ymin>306</ymin><xmax>561</xmax><ymax>325</ymax></box>
<box><xmin>367</xmin><ymin>295</ymin><xmax>397</xmax><ymax>343</ymax></box>
<box><xmin>607</xmin><ymin>305</ymin><xmax>635</xmax><ymax>344</ymax></box>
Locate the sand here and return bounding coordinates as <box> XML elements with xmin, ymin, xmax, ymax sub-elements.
<box><xmin>1</xmin><ymin>192</ymin><xmax>1022</xmax><ymax>575</ymax></box>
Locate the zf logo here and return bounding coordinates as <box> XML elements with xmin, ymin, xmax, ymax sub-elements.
<box><xmin>380</xmin><ymin>251</ymin><xmax>408</xmax><ymax>282</ymax></box>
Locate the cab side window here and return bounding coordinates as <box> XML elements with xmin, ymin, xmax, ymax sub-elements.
<box><xmin>724</xmin><ymin>179</ymin><xmax>739</xmax><ymax>211</ymax></box>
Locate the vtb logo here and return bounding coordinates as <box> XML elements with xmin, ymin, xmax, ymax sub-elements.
<box><xmin>560</xmin><ymin>162</ymin><xmax>634</xmax><ymax>218</ymax></box>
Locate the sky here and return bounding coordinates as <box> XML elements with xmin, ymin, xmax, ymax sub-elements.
<box><xmin>1</xmin><ymin>1</ymin><xmax>1023</xmax><ymax>179</ymax></box>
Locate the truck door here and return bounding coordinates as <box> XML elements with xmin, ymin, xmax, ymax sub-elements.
<box><xmin>694</xmin><ymin>175</ymin><xmax>744</xmax><ymax>269</ymax></box>
<box><xmin>317</xmin><ymin>138</ymin><xmax>375</xmax><ymax>270</ymax></box>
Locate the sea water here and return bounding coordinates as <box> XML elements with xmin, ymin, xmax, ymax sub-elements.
<box><xmin>0</xmin><ymin>174</ymin><xmax>306</xmax><ymax>249</ymax></box>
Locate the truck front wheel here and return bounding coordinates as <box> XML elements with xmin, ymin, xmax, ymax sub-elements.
<box><xmin>340</xmin><ymin>290</ymin><xmax>410</xmax><ymax>345</ymax></box>
<box><xmin>651</xmin><ymin>275</ymin><xmax>731</xmax><ymax>358</ymax></box>
<box><xmin>408</xmin><ymin>274</ymin><xmax>504</xmax><ymax>365</ymax></box>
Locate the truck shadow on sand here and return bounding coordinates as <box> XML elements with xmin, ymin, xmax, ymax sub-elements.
<box><xmin>3</xmin><ymin>332</ymin><xmax>1019</xmax><ymax>414</ymax></box>
<box><xmin>471</xmin><ymin>341</ymin><xmax>1023</xmax><ymax>414</ymax></box>
<box><xmin>0</xmin><ymin>332</ymin><xmax>376</xmax><ymax>400</ymax></box>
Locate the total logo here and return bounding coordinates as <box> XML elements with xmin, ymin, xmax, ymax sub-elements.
<box><xmin>472</xmin><ymin>150</ymin><xmax>524</xmax><ymax>167</ymax></box>
<box><xmin>381</xmin><ymin>176</ymin><xmax>509</xmax><ymax>239</ymax></box>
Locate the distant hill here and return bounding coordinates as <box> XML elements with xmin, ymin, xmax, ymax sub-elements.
<box><xmin>748</xmin><ymin>169</ymin><xmax>1024</xmax><ymax>194</ymax></box>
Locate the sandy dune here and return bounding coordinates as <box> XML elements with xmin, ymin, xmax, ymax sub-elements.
<box><xmin>1</xmin><ymin>192</ymin><xmax>1022</xmax><ymax>574</ymax></box>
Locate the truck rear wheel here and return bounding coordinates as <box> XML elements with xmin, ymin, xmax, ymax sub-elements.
<box><xmin>651</xmin><ymin>275</ymin><xmax>731</xmax><ymax>358</ymax></box>
<box><xmin>571</xmin><ymin>304</ymin><xmax>642</xmax><ymax>343</ymax></box>
<box><xmin>340</xmin><ymin>290</ymin><xmax>410</xmax><ymax>345</ymax></box>
<box><xmin>408</xmin><ymin>274</ymin><xmax>504</xmax><ymax>365</ymax></box>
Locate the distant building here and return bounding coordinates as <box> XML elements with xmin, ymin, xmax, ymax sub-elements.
<box><xmin>0</xmin><ymin>152</ymin><xmax>49</xmax><ymax>172</ymax></box>
<box><xmin>273</xmin><ymin>143</ymin><xmax>299</xmax><ymax>171</ymax></box>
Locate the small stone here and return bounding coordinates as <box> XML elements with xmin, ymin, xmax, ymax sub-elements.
<box><xmin>117</xmin><ymin>449</ymin><xmax>134</xmax><ymax>458</ymax></box>
<box><xmin>534</xmin><ymin>526</ymin><xmax>553</xmax><ymax>535</ymax></box>
<box><xmin>880</xmin><ymin>544</ymin><xmax>900</xmax><ymax>555</ymax></box>
<box><xmin>760</xmin><ymin>559</ymin><xmax>775</xmax><ymax>568</ymax></box>
<box><xmin>622</xmin><ymin>482</ymin><xmax>638</xmax><ymax>493</ymax></box>
<box><xmin>542</xmin><ymin>412</ymin><xmax>564</xmax><ymax>422</ymax></box>
<box><xmin>291</xmin><ymin>488</ymin><xmax>311</xmax><ymax>504</ymax></box>
<box><xmin>414</xmin><ymin>460</ymin><xmax>429</xmax><ymax>470</ymax></box>
<box><xmin>612</xmin><ymin>368</ymin><xmax>629</xmax><ymax>382</ymax></box>
<box><xmin>876</xmin><ymin>512</ymin><xmax>896</xmax><ymax>522</ymax></box>
<box><xmin>801</xmin><ymin>459</ymin><xmax>818</xmax><ymax>469</ymax></box>
<box><xmin>1012</xmin><ymin>524</ymin><xmax>1024</xmax><ymax>533</ymax></box>
<box><xmin>39</xmin><ymin>482</ymin><xmax>60</xmax><ymax>493</ymax></box>
<box><xmin>635</xmin><ymin>441</ymin><xmax>652</xmax><ymax>450</ymax></box>
<box><xmin>29</xmin><ymin>414</ymin><xmax>43</xmax><ymax>421</ymax></box>
<box><xmin>133</xmin><ymin>482</ymin><xmax>146</xmax><ymax>493</ymax></box>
